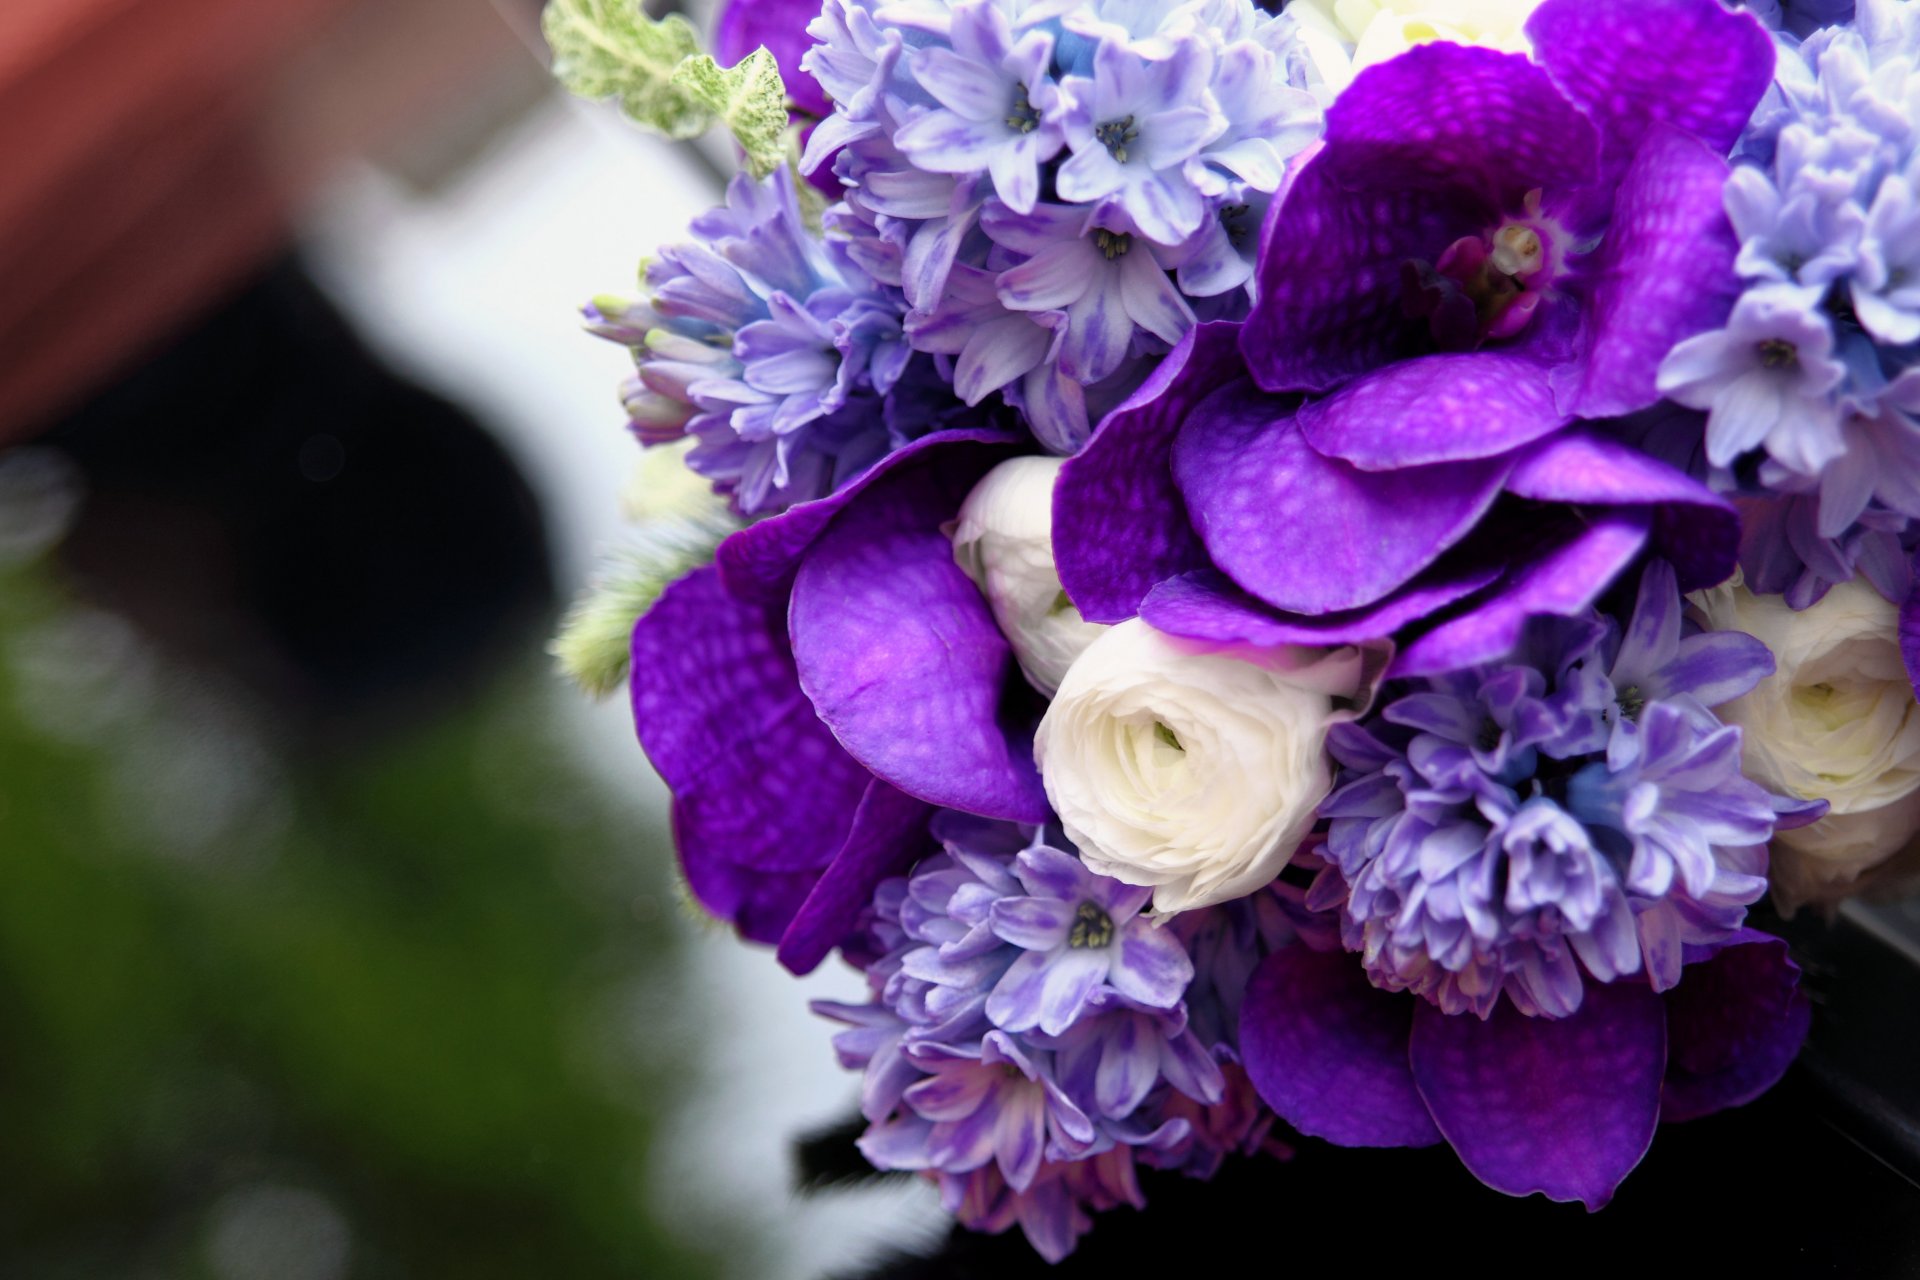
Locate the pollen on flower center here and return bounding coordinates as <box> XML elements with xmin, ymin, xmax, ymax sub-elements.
<box><xmin>1094</xmin><ymin>229</ymin><xmax>1133</xmax><ymax>260</ymax></box>
<box><xmin>1758</xmin><ymin>338</ymin><xmax>1799</xmax><ymax>369</ymax></box>
<box><xmin>1616</xmin><ymin>685</ymin><xmax>1645</xmax><ymax>723</ymax></box>
<box><xmin>1094</xmin><ymin>115</ymin><xmax>1140</xmax><ymax>163</ymax></box>
<box><xmin>1068</xmin><ymin>901</ymin><xmax>1115</xmax><ymax>949</ymax></box>
<box><xmin>1490</xmin><ymin>223</ymin><xmax>1545</xmax><ymax>277</ymax></box>
<box><xmin>1005</xmin><ymin>83</ymin><xmax>1041</xmax><ymax>134</ymax></box>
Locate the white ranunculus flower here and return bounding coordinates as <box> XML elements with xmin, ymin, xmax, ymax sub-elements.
<box><xmin>1035</xmin><ymin>619</ymin><xmax>1380</xmax><ymax>914</ymax></box>
<box><xmin>1692</xmin><ymin>573</ymin><xmax>1920</xmax><ymax>908</ymax></box>
<box><xmin>1286</xmin><ymin>0</ymin><xmax>1546</xmax><ymax>97</ymax></box>
<box><xmin>950</xmin><ymin>456</ymin><xmax>1107</xmax><ymax>697</ymax></box>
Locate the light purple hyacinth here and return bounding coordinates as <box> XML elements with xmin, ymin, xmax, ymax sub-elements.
<box><xmin>1656</xmin><ymin>0</ymin><xmax>1920</xmax><ymax>607</ymax></box>
<box><xmin>1053</xmin><ymin>0</ymin><xmax>1773</xmax><ymax>675</ymax></box>
<box><xmin>1312</xmin><ymin>561</ymin><xmax>1823</xmax><ymax>1019</ymax></box>
<box><xmin>800</xmin><ymin>0</ymin><xmax>1321</xmax><ymax>450</ymax></box>
<box><xmin>815</xmin><ymin>814</ymin><xmax>1280</xmax><ymax>1260</ymax></box>
<box><xmin>594</xmin><ymin>167</ymin><xmax>987</xmax><ymax>514</ymax></box>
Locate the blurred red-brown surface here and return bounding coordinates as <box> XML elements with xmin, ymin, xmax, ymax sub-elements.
<box><xmin>0</xmin><ymin>0</ymin><xmax>539</xmax><ymax>444</ymax></box>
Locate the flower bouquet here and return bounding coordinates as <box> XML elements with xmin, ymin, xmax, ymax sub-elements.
<box><xmin>546</xmin><ymin>0</ymin><xmax>1920</xmax><ymax>1260</ymax></box>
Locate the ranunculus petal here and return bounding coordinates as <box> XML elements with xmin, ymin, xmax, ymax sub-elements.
<box><xmin>631</xmin><ymin>566</ymin><xmax>873</xmax><ymax>943</ymax></box>
<box><xmin>776</xmin><ymin>780</ymin><xmax>936</xmax><ymax>975</ymax></box>
<box><xmin>1409</xmin><ymin>979</ymin><xmax>1667</xmax><ymax>1209</ymax></box>
<box><xmin>1662</xmin><ymin>930</ymin><xmax>1810</xmax><ymax>1123</ymax></box>
<box><xmin>1052</xmin><ymin>323</ymin><xmax>1243</xmax><ymax>623</ymax></box>
<box><xmin>1503</xmin><ymin>430</ymin><xmax>1739</xmax><ymax>590</ymax></box>
<box><xmin>791</xmin><ymin>441</ymin><xmax>1050</xmax><ymax>824</ymax></box>
<box><xmin>1392</xmin><ymin>511</ymin><xmax>1652</xmax><ymax>677</ymax></box>
<box><xmin>1139</xmin><ymin>565</ymin><xmax>1500</xmax><ymax>649</ymax></box>
<box><xmin>1298</xmin><ymin>349</ymin><xmax>1571</xmax><ymax>470</ymax></box>
<box><xmin>1240</xmin><ymin>948</ymin><xmax>1443</xmax><ymax>1148</ymax></box>
<box><xmin>1173</xmin><ymin>385</ymin><xmax>1512</xmax><ymax>615</ymax></box>
<box><xmin>717</xmin><ymin>428</ymin><xmax>1020</xmax><ymax>604</ymax></box>
<box><xmin>1568</xmin><ymin>127</ymin><xmax>1744</xmax><ymax>420</ymax></box>
<box><xmin>1526</xmin><ymin>0</ymin><xmax>1775</xmax><ymax>185</ymax></box>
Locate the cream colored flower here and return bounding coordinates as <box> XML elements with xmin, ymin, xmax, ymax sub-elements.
<box><xmin>950</xmin><ymin>456</ymin><xmax>1107</xmax><ymax>697</ymax></box>
<box><xmin>1035</xmin><ymin>620</ymin><xmax>1379</xmax><ymax>914</ymax></box>
<box><xmin>1286</xmin><ymin>0</ymin><xmax>1547</xmax><ymax>97</ymax></box>
<box><xmin>1692</xmin><ymin>574</ymin><xmax>1920</xmax><ymax>909</ymax></box>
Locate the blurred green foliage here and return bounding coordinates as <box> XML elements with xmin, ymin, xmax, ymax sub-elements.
<box><xmin>0</xmin><ymin>566</ymin><xmax>716</xmax><ymax>1279</ymax></box>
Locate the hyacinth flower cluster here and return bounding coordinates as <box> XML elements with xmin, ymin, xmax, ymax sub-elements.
<box><xmin>813</xmin><ymin>814</ymin><xmax>1293</xmax><ymax>1261</ymax></box>
<box><xmin>589</xmin><ymin>168</ymin><xmax>983</xmax><ymax>515</ymax></box>
<box><xmin>1310</xmin><ymin>561</ymin><xmax>1824</xmax><ymax>1019</ymax></box>
<box><xmin>801</xmin><ymin>0</ymin><xmax>1322</xmax><ymax>451</ymax></box>
<box><xmin>1653</xmin><ymin>0</ymin><xmax>1920</xmax><ymax>606</ymax></box>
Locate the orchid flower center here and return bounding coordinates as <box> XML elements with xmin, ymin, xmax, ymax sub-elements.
<box><xmin>1094</xmin><ymin>115</ymin><xmax>1140</xmax><ymax>163</ymax></box>
<box><xmin>1402</xmin><ymin>192</ymin><xmax>1563</xmax><ymax>354</ymax></box>
<box><xmin>1006</xmin><ymin>83</ymin><xmax>1042</xmax><ymax>134</ymax></box>
<box><xmin>1069</xmin><ymin>901</ymin><xmax>1115</xmax><ymax>949</ymax></box>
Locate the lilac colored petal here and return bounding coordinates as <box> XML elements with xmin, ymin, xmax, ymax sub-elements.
<box><xmin>1298</xmin><ymin>351</ymin><xmax>1570</xmax><ymax>470</ymax></box>
<box><xmin>790</xmin><ymin>441</ymin><xmax>1049</xmax><ymax>824</ymax></box>
<box><xmin>1503</xmin><ymin>431</ymin><xmax>1740</xmax><ymax>590</ymax></box>
<box><xmin>1052</xmin><ymin>323</ymin><xmax>1242</xmax><ymax>623</ymax></box>
<box><xmin>1317</xmin><ymin>43</ymin><xmax>1599</xmax><ymax>212</ymax></box>
<box><xmin>1656</xmin><ymin>632</ymin><xmax>1775</xmax><ymax>708</ymax></box>
<box><xmin>716</xmin><ymin>428</ymin><xmax>1018</xmax><ymax>605</ymax></box>
<box><xmin>1662</xmin><ymin>930</ymin><xmax>1810</xmax><ymax>1123</ymax></box>
<box><xmin>988</xmin><ymin>947</ymin><xmax>1108</xmax><ymax>1036</ymax></box>
<box><xmin>1527</xmin><ymin>0</ymin><xmax>1774</xmax><ymax>185</ymax></box>
<box><xmin>989</xmin><ymin>897</ymin><xmax>1077</xmax><ymax>951</ymax></box>
<box><xmin>1392</xmin><ymin>513</ymin><xmax>1651</xmax><ymax>678</ymax></box>
<box><xmin>1110</xmin><ymin>925</ymin><xmax>1193</xmax><ymax>1010</ymax></box>
<box><xmin>1242</xmin><ymin>158</ymin><xmax>1475</xmax><ymax>395</ymax></box>
<box><xmin>1240</xmin><ymin>948</ymin><xmax>1443</xmax><ymax>1148</ymax></box>
<box><xmin>776</xmin><ymin>780</ymin><xmax>935</xmax><ymax>975</ymax></box>
<box><xmin>631</xmin><ymin>566</ymin><xmax>873</xmax><ymax>942</ymax></box>
<box><xmin>1173</xmin><ymin>384</ymin><xmax>1512</xmax><ymax>614</ymax></box>
<box><xmin>1410</xmin><ymin>980</ymin><xmax>1666</xmax><ymax>1209</ymax></box>
<box><xmin>1140</xmin><ymin>565</ymin><xmax>1500</xmax><ymax>648</ymax></box>
<box><xmin>1902</xmin><ymin>545</ymin><xmax>1920</xmax><ymax>701</ymax></box>
<box><xmin>1568</xmin><ymin>127</ymin><xmax>1744</xmax><ymax>420</ymax></box>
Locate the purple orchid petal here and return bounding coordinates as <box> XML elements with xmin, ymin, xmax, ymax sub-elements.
<box><xmin>630</xmin><ymin>566</ymin><xmax>873</xmax><ymax>943</ymax></box>
<box><xmin>790</xmin><ymin>440</ymin><xmax>1050</xmax><ymax>824</ymax></box>
<box><xmin>776</xmin><ymin>780</ymin><xmax>935</xmax><ymax>975</ymax></box>
<box><xmin>1568</xmin><ymin>127</ymin><xmax>1743</xmax><ymax>420</ymax></box>
<box><xmin>1298</xmin><ymin>350</ymin><xmax>1571</xmax><ymax>470</ymax></box>
<box><xmin>1392</xmin><ymin>512</ymin><xmax>1652</xmax><ymax>677</ymax></box>
<box><xmin>1902</xmin><ymin>545</ymin><xmax>1920</xmax><ymax>701</ymax></box>
<box><xmin>1173</xmin><ymin>383</ymin><xmax>1512</xmax><ymax>614</ymax></box>
<box><xmin>1409</xmin><ymin>979</ymin><xmax>1666</xmax><ymax>1209</ymax></box>
<box><xmin>1504</xmin><ymin>430</ymin><xmax>1740</xmax><ymax>590</ymax></box>
<box><xmin>1240</xmin><ymin>948</ymin><xmax>1443</xmax><ymax>1148</ymax></box>
<box><xmin>1241</xmin><ymin>158</ymin><xmax>1473</xmax><ymax>395</ymax></box>
<box><xmin>715</xmin><ymin>0</ymin><xmax>831</xmax><ymax>118</ymax></box>
<box><xmin>1110</xmin><ymin>924</ymin><xmax>1194</xmax><ymax>1011</ymax></box>
<box><xmin>1140</xmin><ymin>565</ymin><xmax>1501</xmax><ymax>649</ymax></box>
<box><xmin>1242</xmin><ymin>43</ymin><xmax>1599</xmax><ymax>395</ymax></box>
<box><xmin>717</xmin><ymin>428</ymin><xmax>1019</xmax><ymax>605</ymax></box>
<box><xmin>1527</xmin><ymin>0</ymin><xmax>1774</xmax><ymax>186</ymax></box>
<box><xmin>1662</xmin><ymin>930</ymin><xmax>1810</xmax><ymax>1123</ymax></box>
<box><xmin>1052</xmin><ymin>322</ymin><xmax>1242</xmax><ymax>623</ymax></box>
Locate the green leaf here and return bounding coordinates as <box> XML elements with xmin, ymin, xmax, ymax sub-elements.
<box><xmin>671</xmin><ymin>49</ymin><xmax>789</xmax><ymax>178</ymax></box>
<box><xmin>542</xmin><ymin>0</ymin><xmax>709</xmax><ymax>140</ymax></box>
<box><xmin>542</xmin><ymin>0</ymin><xmax>792</xmax><ymax>176</ymax></box>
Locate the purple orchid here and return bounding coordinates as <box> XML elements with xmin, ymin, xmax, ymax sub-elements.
<box><xmin>628</xmin><ymin>431</ymin><xmax>1051</xmax><ymax>971</ymax></box>
<box><xmin>1240</xmin><ymin>927</ymin><xmax>1812</xmax><ymax>1209</ymax></box>
<box><xmin>1053</xmin><ymin>0</ymin><xmax>1776</xmax><ymax>673</ymax></box>
<box><xmin>985</xmin><ymin>844</ymin><xmax>1194</xmax><ymax>1035</ymax></box>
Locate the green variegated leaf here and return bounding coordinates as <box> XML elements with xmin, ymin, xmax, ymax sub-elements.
<box><xmin>670</xmin><ymin>48</ymin><xmax>789</xmax><ymax>177</ymax></box>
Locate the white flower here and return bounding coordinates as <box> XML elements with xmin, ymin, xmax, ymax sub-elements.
<box><xmin>1285</xmin><ymin>0</ymin><xmax>1547</xmax><ymax>97</ymax></box>
<box><xmin>950</xmin><ymin>456</ymin><xmax>1107</xmax><ymax>697</ymax></box>
<box><xmin>1034</xmin><ymin>619</ymin><xmax>1379</xmax><ymax>914</ymax></box>
<box><xmin>1692</xmin><ymin>573</ymin><xmax>1920</xmax><ymax>908</ymax></box>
